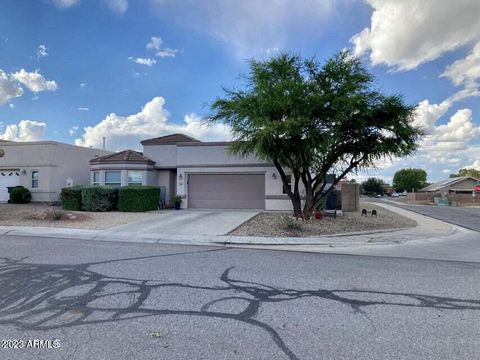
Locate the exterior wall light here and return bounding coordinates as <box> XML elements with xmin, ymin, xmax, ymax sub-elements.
<box><xmin>272</xmin><ymin>172</ymin><xmax>277</xmax><ymax>180</ymax></box>
<box><xmin>178</xmin><ymin>173</ymin><xmax>183</xmax><ymax>180</ymax></box>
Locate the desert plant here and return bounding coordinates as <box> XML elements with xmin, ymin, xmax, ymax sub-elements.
<box><xmin>283</xmin><ymin>216</ymin><xmax>303</xmax><ymax>232</ymax></box>
<box><xmin>172</xmin><ymin>195</ymin><xmax>182</xmax><ymax>204</ymax></box>
<box><xmin>60</xmin><ymin>186</ymin><xmax>84</xmax><ymax>211</ymax></box>
<box><xmin>9</xmin><ymin>186</ymin><xmax>32</xmax><ymax>204</ymax></box>
<box><xmin>118</xmin><ymin>186</ymin><xmax>160</xmax><ymax>212</ymax></box>
<box><xmin>81</xmin><ymin>186</ymin><xmax>118</xmax><ymax>212</ymax></box>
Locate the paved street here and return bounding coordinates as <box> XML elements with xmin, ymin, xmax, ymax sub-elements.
<box><xmin>368</xmin><ymin>199</ymin><xmax>480</xmax><ymax>232</ymax></box>
<box><xmin>0</xmin><ymin>235</ymin><xmax>479</xmax><ymax>360</ymax></box>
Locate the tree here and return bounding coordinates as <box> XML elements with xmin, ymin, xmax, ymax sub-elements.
<box><xmin>449</xmin><ymin>168</ymin><xmax>480</xmax><ymax>179</ymax></box>
<box><xmin>393</xmin><ymin>168</ymin><xmax>427</xmax><ymax>192</ymax></box>
<box><xmin>362</xmin><ymin>177</ymin><xmax>385</xmax><ymax>196</ymax></box>
<box><xmin>210</xmin><ymin>52</ymin><xmax>422</xmax><ymax>218</ymax></box>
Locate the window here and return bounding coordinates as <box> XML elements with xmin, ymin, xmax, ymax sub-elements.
<box><xmin>127</xmin><ymin>171</ymin><xmax>143</xmax><ymax>186</ymax></box>
<box><xmin>92</xmin><ymin>171</ymin><xmax>100</xmax><ymax>185</ymax></box>
<box><xmin>105</xmin><ymin>171</ymin><xmax>121</xmax><ymax>187</ymax></box>
<box><xmin>31</xmin><ymin>171</ymin><xmax>39</xmax><ymax>188</ymax></box>
<box><xmin>283</xmin><ymin>174</ymin><xmax>292</xmax><ymax>194</ymax></box>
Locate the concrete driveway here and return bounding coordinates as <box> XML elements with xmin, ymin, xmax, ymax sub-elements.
<box><xmin>104</xmin><ymin>209</ymin><xmax>259</xmax><ymax>236</ymax></box>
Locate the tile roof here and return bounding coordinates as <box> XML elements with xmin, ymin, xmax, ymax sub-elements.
<box><xmin>90</xmin><ymin>150</ymin><xmax>155</xmax><ymax>165</ymax></box>
<box><xmin>141</xmin><ymin>133</ymin><xmax>201</xmax><ymax>146</ymax></box>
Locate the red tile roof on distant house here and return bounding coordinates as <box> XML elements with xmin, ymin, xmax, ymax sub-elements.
<box><xmin>140</xmin><ymin>133</ymin><xmax>201</xmax><ymax>146</ymax></box>
<box><xmin>90</xmin><ymin>149</ymin><xmax>155</xmax><ymax>165</ymax></box>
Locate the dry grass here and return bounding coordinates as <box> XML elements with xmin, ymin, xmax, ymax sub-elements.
<box><xmin>229</xmin><ymin>205</ymin><xmax>417</xmax><ymax>237</ymax></box>
<box><xmin>0</xmin><ymin>203</ymin><xmax>162</xmax><ymax>230</ymax></box>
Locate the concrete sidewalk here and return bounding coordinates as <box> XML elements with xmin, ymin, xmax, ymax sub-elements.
<box><xmin>0</xmin><ymin>202</ymin><xmax>473</xmax><ymax>249</ymax></box>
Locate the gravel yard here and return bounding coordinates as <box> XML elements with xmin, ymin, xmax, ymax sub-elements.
<box><xmin>0</xmin><ymin>203</ymin><xmax>163</xmax><ymax>230</ymax></box>
<box><xmin>230</xmin><ymin>205</ymin><xmax>417</xmax><ymax>237</ymax></box>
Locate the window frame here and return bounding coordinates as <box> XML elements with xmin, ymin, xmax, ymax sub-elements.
<box><xmin>282</xmin><ymin>174</ymin><xmax>292</xmax><ymax>194</ymax></box>
<box><xmin>104</xmin><ymin>171</ymin><xmax>121</xmax><ymax>187</ymax></box>
<box><xmin>31</xmin><ymin>170</ymin><xmax>39</xmax><ymax>188</ymax></box>
<box><xmin>92</xmin><ymin>171</ymin><xmax>101</xmax><ymax>186</ymax></box>
<box><xmin>127</xmin><ymin>170</ymin><xmax>143</xmax><ymax>186</ymax></box>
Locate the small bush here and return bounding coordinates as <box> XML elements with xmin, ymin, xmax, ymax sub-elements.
<box><xmin>118</xmin><ymin>186</ymin><xmax>160</xmax><ymax>212</ymax></box>
<box><xmin>283</xmin><ymin>216</ymin><xmax>303</xmax><ymax>232</ymax></box>
<box><xmin>43</xmin><ymin>207</ymin><xmax>69</xmax><ymax>221</ymax></box>
<box><xmin>60</xmin><ymin>186</ymin><xmax>83</xmax><ymax>211</ymax></box>
<box><xmin>81</xmin><ymin>186</ymin><xmax>118</xmax><ymax>212</ymax></box>
<box><xmin>9</xmin><ymin>186</ymin><xmax>32</xmax><ymax>204</ymax></box>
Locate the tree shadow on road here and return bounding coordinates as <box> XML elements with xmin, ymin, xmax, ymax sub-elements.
<box><xmin>0</xmin><ymin>251</ymin><xmax>479</xmax><ymax>360</ymax></box>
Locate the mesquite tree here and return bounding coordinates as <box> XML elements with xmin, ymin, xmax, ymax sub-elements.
<box><xmin>210</xmin><ymin>52</ymin><xmax>422</xmax><ymax>218</ymax></box>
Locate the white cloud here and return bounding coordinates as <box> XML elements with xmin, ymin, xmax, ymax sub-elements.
<box><xmin>0</xmin><ymin>70</ymin><xmax>23</xmax><ymax>105</ymax></box>
<box><xmin>102</xmin><ymin>0</ymin><xmax>128</xmax><ymax>13</ymax></box>
<box><xmin>75</xmin><ymin>96</ymin><xmax>230</xmax><ymax>150</ymax></box>
<box><xmin>79</xmin><ymin>82</ymin><xmax>87</xmax><ymax>88</ymax></box>
<box><xmin>37</xmin><ymin>44</ymin><xmax>48</xmax><ymax>58</ymax></box>
<box><xmin>78</xmin><ymin>107</ymin><xmax>89</xmax><ymax>111</ymax></box>
<box><xmin>441</xmin><ymin>41</ymin><xmax>480</xmax><ymax>87</ymax></box>
<box><xmin>146</xmin><ymin>35</ymin><xmax>179</xmax><ymax>58</ymax></box>
<box><xmin>11</xmin><ymin>69</ymin><xmax>58</xmax><ymax>93</ymax></box>
<box><xmin>412</xmin><ymin>88</ymin><xmax>480</xmax><ymax>134</ymax></box>
<box><xmin>150</xmin><ymin>0</ymin><xmax>337</xmax><ymax>58</ymax></box>
<box><xmin>69</xmin><ymin>126</ymin><xmax>79</xmax><ymax>136</ymax></box>
<box><xmin>350</xmin><ymin>0</ymin><xmax>480</xmax><ymax>70</ymax></box>
<box><xmin>0</xmin><ymin>120</ymin><xmax>46</xmax><ymax>141</ymax></box>
<box><xmin>51</xmin><ymin>0</ymin><xmax>79</xmax><ymax>9</ymax></box>
<box><xmin>9</xmin><ymin>104</ymin><xmax>14</xmax><ymax>109</ymax></box>
<box><xmin>156</xmin><ymin>48</ymin><xmax>178</xmax><ymax>58</ymax></box>
<box><xmin>129</xmin><ymin>57</ymin><xmax>156</xmax><ymax>66</ymax></box>
<box><xmin>465</xmin><ymin>160</ymin><xmax>480</xmax><ymax>170</ymax></box>
<box><xmin>146</xmin><ymin>36</ymin><xmax>162</xmax><ymax>51</ymax></box>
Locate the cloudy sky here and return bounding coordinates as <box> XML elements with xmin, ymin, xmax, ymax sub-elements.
<box><xmin>1</xmin><ymin>0</ymin><xmax>479</xmax><ymax>183</ymax></box>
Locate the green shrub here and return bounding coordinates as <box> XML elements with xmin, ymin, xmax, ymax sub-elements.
<box><xmin>118</xmin><ymin>186</ymin><xmax>160</xmax><ymax>212</ymax></box>
<box><xmin>81</xmin><ymin>186</ymin><xmax>118</xmax><ymax>212</ymax></box>
<box><xmin>60</xmin><ymin>186</ymin><xmax>84</xmax><ymax>211</ymax></box>
<box><xmin>9</xmin><ymin>186</ymin><xmax>32</xmax><ymax>204</ymax></box>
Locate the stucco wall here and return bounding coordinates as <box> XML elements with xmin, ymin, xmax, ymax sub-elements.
<box><xmin>143</xmin><ymin>144</ymin><xmax>177</xmax><ymax>168</ymax></box>
<box><xmin>177</xmin><ymin>144</ymin><xmax>265</xmax><ymax>167</ymax></box>
<box><xmin>0</xmin><ymin>141</ymin><xmax>110</xmax><ymax>202</ymax></box>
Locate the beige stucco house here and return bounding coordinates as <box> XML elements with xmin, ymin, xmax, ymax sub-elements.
<box><xmin>0</xmin><ymin>139</ymin><xmax>111</xmax><ymax>202</ymax></box>
<box><xmin>420</xmin><ymin>176</ymin><xmax>480</xmax><ymax>196</ymax></box>
<box><xmin>89</xmin><ymin>134</ymin><xmax>295</xmax><ymax>210</ymax></box>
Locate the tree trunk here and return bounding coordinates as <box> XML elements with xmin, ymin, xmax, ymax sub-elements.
<box><xmin>302</xmin><ymin>186</ymin><xmax>315</xmax><ymax>218</ymax></box>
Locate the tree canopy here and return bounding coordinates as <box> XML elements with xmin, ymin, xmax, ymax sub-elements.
<box><xmin>393</xmin><ymin>168</ymin><xmax>427</xmax><ymax>192</ymax></box>
<box><xmin>362</xmin><ymin>177</ymin><xmax>385</xmax><ymax>196</ymax></box>
<box><xmin>449</xmin><ymin>168</ymin><xmax>480</xmax><ymax>179</ymax></box>
<box><xmin>210</xmin><ymin>52</ymin><xmax>423</xmax><ymax>217</ymax></box>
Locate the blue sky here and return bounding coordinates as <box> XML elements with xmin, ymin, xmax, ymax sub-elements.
<box><xmin>1</xmin><ymin>0</ymin><xmax>479</xmax><ymax>183</ymax></box>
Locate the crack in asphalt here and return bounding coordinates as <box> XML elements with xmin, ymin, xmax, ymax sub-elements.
<box><xmin>0</xmin><ymin>251</ymin><xmax>479</xmax><ymax>359</ymax></box>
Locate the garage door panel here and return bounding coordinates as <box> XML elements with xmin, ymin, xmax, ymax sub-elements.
<box><xmin>0</xmin><ymin>170</ymin><xmax>21</xmax><ymax>202</ymax></box>
<box><xmin>188</xmin><ymin>174</ymin><xmax>265</xmax><ymax>209</ymax></box>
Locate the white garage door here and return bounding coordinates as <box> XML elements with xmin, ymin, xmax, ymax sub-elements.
<box><xmin>188</xmin><ymin>174</ymin><xmax>265</xmax><ymax>209</ymax></box>
<box><xmin>0</xmin><ymin>170</ymin><xmax>20</xmax><ymax>202</ymax></box>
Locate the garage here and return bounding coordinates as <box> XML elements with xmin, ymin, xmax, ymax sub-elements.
<box><xmin>0</xmin><ymin>169</ymin><xmax>20</xmax><ymax>202</ymax></box>
<box><xmin>188</xmin><ymin>173</ymin><xmax>265</xmax><ymax>209</ymax></box>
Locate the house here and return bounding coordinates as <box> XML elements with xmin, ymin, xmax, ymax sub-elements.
<box><xmin>0</xmin><ymin>140</ymin><xmax>111</xmax><ymax>202</ymax></box>
<box><xmin>89</xmin><ymin>133</ymin><xmax>295</xmax><ymax>210</ymax></box>
<box><xmin>419</xmin><ymin>176</ymin><xmax>480</xmax><ymax>195</ymax></box>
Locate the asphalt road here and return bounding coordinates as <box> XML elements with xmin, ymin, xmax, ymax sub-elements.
<box><xmin>0</xmin><ymin>235</ymin><xmax>479</xmax><ymax>360</ymax></box>
<box><xmin>366</xmin><ymin>198</ymin><xmax>480</xmax><ymax>232</ymax></box>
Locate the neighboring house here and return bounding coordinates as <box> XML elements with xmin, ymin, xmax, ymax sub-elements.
<box><xmin>419</xmin><ymin>176</ymin><xmax>480</xmax><ymax>195</ymax></box>
<box><xmin>89</xmin><ymin>133</ymin><xmax>295</xmax><ymax>210</ymax></box>
<box><xmin>0</xmin><ymin>140</ymin><xmax>111</xmax><ymax>202</ymax></box>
